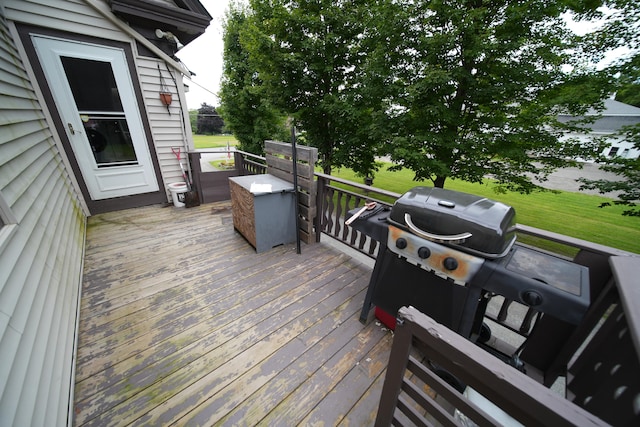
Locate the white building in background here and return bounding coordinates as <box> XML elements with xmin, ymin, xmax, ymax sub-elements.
<box><xmin>558</xmin><ymin>98</ymin><xmax>640</xmax><ymax>160</ymax></box>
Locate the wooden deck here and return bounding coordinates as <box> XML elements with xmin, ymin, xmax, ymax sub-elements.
<box><xmin>73</xmin><ymin>201</ymin><xmax>393</xmax><ymax>426</ymax></box>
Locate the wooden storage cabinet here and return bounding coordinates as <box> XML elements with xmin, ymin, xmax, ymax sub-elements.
<box><xmin>229</xmin><ymin>174</ymin><xmax>297</xmax><ymax>253</ymax></box>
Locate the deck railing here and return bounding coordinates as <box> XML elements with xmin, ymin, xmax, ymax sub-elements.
<box><xmin>227</xmin><ymin>150</ymin><xmax>639</xmax><ymax>425</ymax></box>
<box><xmin>233</xmin><ymin>150</ymin><xmax>266</xmax><ymax>176</ymax></box>
<box><xmin>314</xmin><ymin>172</ymin><xmax>399</xmax><ymax>253</ymax></box>
<box><xmin>375</xmin><ymin>306</ymin><xmax>613</xmax><ymax>427</ymax></box>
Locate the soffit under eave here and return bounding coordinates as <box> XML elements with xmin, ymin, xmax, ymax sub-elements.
<box><xmin>109</xmin><ymin>0</ymin><xmax>211</xmax><ymax>46</ymax></box>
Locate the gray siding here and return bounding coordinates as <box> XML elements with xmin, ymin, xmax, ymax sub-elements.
<box><xmin>4</xmin><ymin>0</ymin><xmax>127</xmax><ymax>43</ymax></box>
<box><xmin>0</xmin><ymin>10</ymin><xmax>86</xmax><ymax>427</ymax></box>
<box><xmin>137</xmin><ymin>55</ymin><xmax>191</xmax><ymax>197</ymax></box>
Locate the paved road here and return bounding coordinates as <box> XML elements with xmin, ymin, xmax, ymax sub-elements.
<box><xmin>530</xmin><ymin>162</ymin><xmax>621</xmax><ymax>196</ymax></box>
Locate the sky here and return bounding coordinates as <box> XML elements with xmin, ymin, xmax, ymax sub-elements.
<box><xmin>176</xmin><ymin>0</ymin><xmax>231</xmax><ymax>110</ymax></box>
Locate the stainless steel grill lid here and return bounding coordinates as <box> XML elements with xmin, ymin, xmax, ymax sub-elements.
<box><xmin>389</xmin><ymin>187</ymin><xmax>517</xmax><ymax>258</ymax></box>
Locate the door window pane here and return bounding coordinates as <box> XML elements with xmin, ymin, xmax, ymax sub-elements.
<box><xmin>82</xmin><ymin>116</ymin><xmax>137</xmax><ymax>167</ymax></box>
<box><xmin>62</xmin><ymin>56</ymin><xmax>138</xmax><ymax>167</ymax></box>
<box><xmin>61</xmin><ymin>57</ymin><xmax>124</xmax><ymax>112</ymax></box>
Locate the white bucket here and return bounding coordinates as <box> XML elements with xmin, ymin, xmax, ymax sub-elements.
<box><xmin>168</xmin><ymin>182</ymin><xmax>188</xmax><ymax>207</ymax></box>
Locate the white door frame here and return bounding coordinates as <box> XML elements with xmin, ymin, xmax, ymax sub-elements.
<box><xmin>32</xmin><ymin>35</ymin><xmax>159</xmax><ymax>200</ymax></box>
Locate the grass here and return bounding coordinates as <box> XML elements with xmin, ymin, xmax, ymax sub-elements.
<box><xmin>329</xmin><ymin>164</ymin><xmax>640</xmax><ymax>254</ymax></box>
<box><xmin>209</xmin><ymin>159</ymin><xmax>235</xmax><ymax>170</ymax></box>
<box><xmin>193</xmin><ymin>134</ymin><xmax>238</xmax><ymax>149</ymax></box>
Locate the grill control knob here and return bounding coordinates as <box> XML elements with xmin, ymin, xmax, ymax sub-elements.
<box><xmin>522</xmin><ymin>290</ymin><xmax>543</xmax><ymax>306</ymax></box>
<box><xmin>443</xmin><ymin>257</ymin><xmax>458</xmax><ymax>271</ymax></box>
<box><xmin>417</xmin><ymin>247</ymin><xmax>431</xmax><ymax>259</ymax></box>
<box><xmin>395</xmin><ymin>238</ymin><xmax>408</xmax><ymax>249</ymax></box>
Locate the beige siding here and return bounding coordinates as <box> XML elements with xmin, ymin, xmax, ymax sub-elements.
<box><xmin>4</xmin><ymin>0</ymin><xmax>127</xmax><ymax>42</ymax></box>
<box><xmin>137</xmin><ymin>55</ymin><xmax>192</xmax><ymax>197</ymax></box>
<box><xmin>0</xmin><ymin>9</ymin><xmax>86</xmax><ymax>427</ymax></box>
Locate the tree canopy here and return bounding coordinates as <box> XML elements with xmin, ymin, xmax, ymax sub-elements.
<box><xmin>577</xmin><ymin>0</ymin><xmax>640</xmax><ymax>216</ymax></box>
<box><xmin>615</xmin><ymin>78</ymin><xmax>640</xmax><ymax>108</ymax></box>
<box><xmin>218</xmin><ymin>1</ymin><xmax>289</xmax><ymax>155</ymax></box>
<box><xmin>242</xmin><ymin>0</ymin><xmax>379</xmax><ymax>175</ymax></box>
<box><xmin>220</xmin><ymin>0</ymin><xmax>635</xmax><ymax>197</ymax></box>
<box><xmin>367</xmin><ymin>0</ymin><xmax>614</xmax><ymax>190</ymax></box>
<box><xmin>196</xmin><ymin>103</ymin><xmax>225</xmax><ymax>134</ymax></box>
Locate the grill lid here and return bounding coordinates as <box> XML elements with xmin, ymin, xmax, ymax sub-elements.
<box><xmin>389</xmin><ymin>187</ymin><xmax>516</xmax><ymax>258</ymax></box>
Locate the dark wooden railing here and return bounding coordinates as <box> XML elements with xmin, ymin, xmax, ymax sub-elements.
<box><xmin>315</xmin><ymin>172</ymin><xmax>400</xmax><ymax>255</ymax></box>
<box><xmin>375</xmin><ymin>306</ymin><xmax>614</xmax><ymax>427</ymax></box>
<box><xmin>233</xmin><ymin>150</ymin><xmax>266</xmax><ymax>176</ymax></box>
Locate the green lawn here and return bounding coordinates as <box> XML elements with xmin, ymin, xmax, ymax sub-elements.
<box><xmin>209</xmin><ymin>159</ymin><xmax>235</xmax><ymax>170</ymax></box>
<box><xmin>193</xmin><ymin>134</ymin><xmax>238</xmax><ymax>149</ymax></box>
<box><xmin>329</xmin><ymin>165</ymin><xmax>640</xmax><ymax>254</ymax></box>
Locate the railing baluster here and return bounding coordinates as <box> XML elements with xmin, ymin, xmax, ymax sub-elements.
<box><xmin>334</xmin><ymin>191</ymin><xmax>343</xmax><ymax>238</ymax></box>
<box><xmin>367</xmin><ymin>238</ymin><xmax>378</xmax><ymax>256</ymax></box>
<box><xmin>327</xmin><ymin>188</ymin><xmax>335</xmax><ymax>235</ymax></box>
<box><xmin>342</xmin><ymin>193</ymin><xmax>353</xmax><ymax>241</ymax></box>
<box><xmin>358</xmin><ymin>231</ymin><xmax>367</xmax><ymax>251</ymax></box>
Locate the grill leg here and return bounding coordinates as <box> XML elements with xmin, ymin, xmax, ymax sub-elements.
<box><xmin>360</xmin><ymin>243</ymin><xmax>388</xmax><ymax>323</ymax></box>
<box><xmin>458</xmin><ymin>285</ymin><xmax>484</xmax><ymax>338</ymax></box>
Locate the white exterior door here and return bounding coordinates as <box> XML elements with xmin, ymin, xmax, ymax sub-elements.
<box><xmin>32</xmin><ymin>35</ymin><xmax>158</xmax><ymax>200</ymax></box>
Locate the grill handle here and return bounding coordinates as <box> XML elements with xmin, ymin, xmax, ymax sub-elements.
<box><xmin>404</xmin><ymin>213</ymin><xmax>473</xmax><ymax>243</ymax></box>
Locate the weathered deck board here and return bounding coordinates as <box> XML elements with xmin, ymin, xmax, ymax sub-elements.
<box><xmin>74</xmin><ymin>202</ymin><xmax>392</xmax><ymax>426</ymax></box>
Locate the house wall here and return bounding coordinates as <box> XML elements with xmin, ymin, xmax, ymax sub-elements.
<box><xmin>0</xmin><ymin>7</ymin><xmax>86</xmax><ymax>427</ymax></box>
<box><xmin>558</xmin><ymin>99</ymin><xmax>640</xmax><ymax>160</ymax></box>
<box><xmin>138</xmin><ymin>55</ymin><xmax>194</xmax><ymax>197</ymax></box>
<box><xmin>5</xmin><ymin>0</ymin><xmax>193</xmax><ymax>204</ymax></box>
<box><xmin>5</xmin><ymin>0</ymin><xmax>128</xmax><ymax>43</ymax></box>
<box><xmin>0</xmin><ymin>0</ymin><xmax>196</xmax><ymax>425</ymax></box>
<box><xmin>563</xmin><ymin>131</ymin><xmax>640</xmax><ymax>160</ymax></box>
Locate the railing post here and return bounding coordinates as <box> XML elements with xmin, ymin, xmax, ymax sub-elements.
<box><xmin>374</xmin><ymin>312</ymin><xmax>412</xmax><ymax>427</ymax></box>
<box><xmin>315</xmin><ymin>175</ymin><xmax>326</xmax><ymax>243</ymax></box>
<box><xmin>233</xmin><ymin>151</ymin><xmax>243</xmax><ymax>175</ymax></box>
<box><xmin>188</xmin><ymin>151</ymin><xmax>203</xmax><ymax>202</ymax></box>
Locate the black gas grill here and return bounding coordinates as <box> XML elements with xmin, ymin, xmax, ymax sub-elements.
<box><xmin>350</xmin><ymin>187</ymin><xmax>590</xmax><ymax>339</ymax></box>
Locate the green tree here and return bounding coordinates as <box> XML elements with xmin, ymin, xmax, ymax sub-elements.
<box><xmin>578</xmin><ymin>0</ymin><xmax>640</xmax><ymax>216</ymax></box>
<box><xmin>196</xmin><ymin>103</ymin><xmax>224</xmax><ymax>134</ymax></box>
<box><xmin>219</xmin><ymin>1</ymin><xmax>288</xmax><ymax>155</ymax></box>
<box><xmin>188</xmin><ymin>109</ymin><xmax>197</xmax><ymax>133</ymax></box>
<box><xmin>245</xmin><ymin>0</ymin><xmax>379</xmax><ymax>176</ymax></box>
<box><xmin>579</xmin><ymin>126</ymin><xmax>640</xmax><ymax>216</ymax></box>
<box><xmin>615</xmin><ymin>79</ymin><xmax>640</xmax><ymax>108</ymax></box>
<box><xmin>367</xmin><ymin>0</ymin><xmax>613</xmax><ymax>191</ymax></box>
